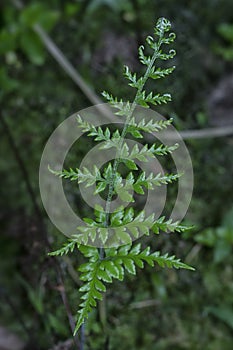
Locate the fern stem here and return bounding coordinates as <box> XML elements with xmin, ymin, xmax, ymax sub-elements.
<box><xmin>104</xmin><ymin>36</ymin><xmax>163</xmax><ymax>227</ymax></box>
<box><xmin>99</xmin><ymin>247</ymin><xmax>105</xmax><ymax>260</ymax></box>
<box><xmin>80</xmin><ymin>322</ymin><xmax>85</xmax><ymax>350</ymax></box>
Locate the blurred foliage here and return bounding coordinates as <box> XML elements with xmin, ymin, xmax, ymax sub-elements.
<box><xmin>0</xmin><ymin>2</ymin><xmax>59</xmax><ymax>65</ymax></box>
<box><xmin>195</xmin><ymin>206</ymin><xmax>233</xmax><ymax>263</ymax></box>
<box><xmin>0</xmin><ymin>0</ymin><xmax>233</xmax><ymax>349</ymax></box>
<box><xmin>215</xmin><ymin>23</ymin><xmax>233</xmax><ymax>60</ymax></box>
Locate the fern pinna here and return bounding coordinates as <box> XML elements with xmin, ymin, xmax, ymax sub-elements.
<box><xmin>49</xmin><ymin>18</ymin><xmax>194</xmax><ymax>335</ymax></box>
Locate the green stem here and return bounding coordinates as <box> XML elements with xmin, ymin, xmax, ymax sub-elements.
<box><xmin>104</xmin><ymin>36</ymin><xmax>163</xmax><ymax>227</ymax></box>
<box><xmin>98</xmin><ymin>31</ymin><xmax>164</xmax><ymax>338</ymax></box>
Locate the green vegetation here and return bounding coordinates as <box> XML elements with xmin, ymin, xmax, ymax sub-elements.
<box><xmin>0</xmin><ymin>1</ymin><xmax>232</xmax><ymax>349</ymax></box>
<box><xmin>49</xmin><ymin>18</ymin><xmax>194</xmax><ymax>335</ymax></box>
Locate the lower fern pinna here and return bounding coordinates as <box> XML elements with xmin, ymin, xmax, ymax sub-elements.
<box><xmin>49</xmin><ymin>18</ymin><xmax>194</xmax><ymax>335</ymax></box>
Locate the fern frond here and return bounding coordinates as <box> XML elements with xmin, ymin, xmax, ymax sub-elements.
<box><xmin>128</xmin><ymin>116</ymin><xmax>173</xmax><ymax>133</ymax></box>
<box><xmin>107</xmin><ymin>243</ymin><xmax>195</xmax><ymax>271</ymax></box>
<box><xmin>50</xmin><ymin>165</ymin><xmax>103</xmax><ymax>187</ymax></box>
<box><xmin>75</xmin><ymin>260</ymin><xmax>102</xmax><ymax>333</ymax></box>
<box><xmin>76</xmin><ymin>209</ymin><xmax>180</xmax><ymax>245</ymax></box>
<box><xmin>49</xmin><ymin>18</ymin><xmax>194</xmax><ymax>336</ymax></box>
<box><xmin>49</xmin><ymin>166</ymin><xmax>79</xmax><ymax>181</ymax></box>
<box><xmin>113</xmin><ymin>171</ymin><xmax>180</xmax><ymax>198</ymax></box>
<box><xmin>126</xmin><ymin>117</ymin><xmax>174</xmax><ymax>139</ymax></box>
<box><xmin>136</xmin><ymin>90</ymin><xmax>172</xmax><ymax>108</ymax></box>
<box><xmin>48</xmin><ymin>240</ymin><xmax>78</xmax><ymax>256</ymax></box>
<box><xmin>120</xmin><ymin>142</ymin><xmax>178</xmax><ymax>167</ymax></box>
<box><xmin>74</xmin><ymin>242</ymin><xmax>194</xmax><ymax>333</ymax></box>
<box><xmin>49</xmin><ymin>164</ymin><xmax>126</xmax><ymax>194</ymax></box>
<box><xmin>152</xmin><ymin>216</ymin><xmax>192</xmax><ymax>234</ymax></box>
<box><xmin>133</xmin><ymin>171</ymin><xmax>181</xmax><ymax>194</ymax></box>
<box><xmin>153</xmin><ymin>143</ymin><xmax>179</xmax><ymax>155</ymax></box>
<box><xmin>149</xmin><ymin>66</ymin><xmax>175</xmax><ymax>80</ymax></box>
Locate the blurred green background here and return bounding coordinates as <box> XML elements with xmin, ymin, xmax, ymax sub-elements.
<box><xmin>0</xmin><ymin>0</ymin><xmax>233</xmax><ymax>349</ymax></box>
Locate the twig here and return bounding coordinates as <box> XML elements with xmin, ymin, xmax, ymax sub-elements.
<box><xmin>166</xmin><ymin>125</ymin><xmax>233</xmax><ymax>140</ymax></box>
<box><xmin>185</xmin><ymin>244</ymin><xmax>202</xmax><ymax>263</ymax></box>
<box><xmin>130</xmin><ymin>299</ymin><xmax>160</xmax><ymax>309</ymax></box>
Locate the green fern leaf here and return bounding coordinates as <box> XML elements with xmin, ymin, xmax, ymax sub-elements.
<box><xmin>149</xmin><ymin>66</ymin><xmax>176</xmax><ymax>80</ymax></box>
<box><xmin>136</xmin><ymin>90</ymin><xmax>172</xmax><ymax>108</ymax></box>
<box><xmin>48</xmin><ymin>240</ymin><xmax>77</xmax><ymax>256</ymax></box>
<box><xmin>152</xmin><ymin>216</ymin><xmax>192</xmax><ymax>234</ymax></box>
<box><xmin>129</xmin><ymin>116</ymin><xmax>173</xmax><ymax>133</ymax></box>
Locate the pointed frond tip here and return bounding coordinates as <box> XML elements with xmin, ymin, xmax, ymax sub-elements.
<box><xmin>48</xmin><ymin>165</ymin><xmax>79</xmax><ymax>181</ymax></box>
<box><xmin>48</xmin><ymin>240</ymin><xmax>78</xmax><ymax>256</ymax></box>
